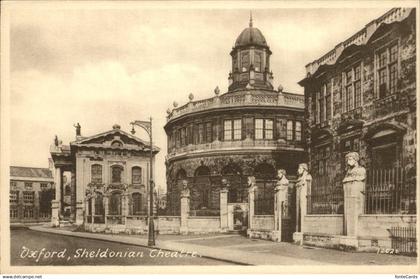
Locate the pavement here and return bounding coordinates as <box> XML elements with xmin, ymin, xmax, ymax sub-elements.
<box><xmin>28</xmin><ymin>225</ymin><xmax>417</xmax><ymax>266</ymax></box>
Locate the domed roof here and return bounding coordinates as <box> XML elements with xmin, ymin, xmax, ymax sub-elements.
<box><xmin>235</xmin><ymin>27</ymin><xmax>268</xmax><ymax>48</ymax></box>
<box><xmin>234</xmin><ymin>15</ymin><xmax>268</xmax><ymax>48</ymax></box>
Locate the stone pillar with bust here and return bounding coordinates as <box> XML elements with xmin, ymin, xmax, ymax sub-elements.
<box><xmin>51</xmin><ymin>167</ymin><xmax>61</xmax><ymax>227</ymax></box>
<box><xmin>343</xmin><ymin>152</ymin><xmax>366</xmax><ymax>238</ymax></box>
<box><xmin>219</xmin><ymin>178</ymin><xmax>229</xmax><ymax>232</ymax></box>
<box><xmin>246</xmin><ymin>176</ymin><xmax>256</xmax><ymax>237</ymax></box>
<box><xmin>293</xmin><ymin>163</ymin><xmax>311</xmax><ymax>245</ymax></box>
<box><xmin>272</xmin><ymin>169</ymin><xmax>289</xmax><ymax>242</ymax></box>
<box><xmin>180</xmin><ymin>180</ymin><xmax>190</xmax><ymax>235</ymax></box>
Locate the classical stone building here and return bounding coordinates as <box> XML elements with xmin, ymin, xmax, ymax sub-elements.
<box><xmin>297</xmin><ymin>8</ymin><xmax>416</xmax><ymax>253</ymax></box>
<box><xmin>10</xmin><ymin>165</ymin><xmax>54</xmax><ymax>224</ymax></box>
<box><xmin>164</xmin><ymin>17</ymin><xmax>305</xmax><ymax>237</ymax></box>
<box><xmin>49</xmin><ymin>124</ymin><xmax>159</xmax><ymax>231</ymax></box>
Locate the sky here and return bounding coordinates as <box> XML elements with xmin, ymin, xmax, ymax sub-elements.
<box><xmin>8</xmin><ymin>4</ymin><xmax>391</xmax><ymax>191</ymax></box>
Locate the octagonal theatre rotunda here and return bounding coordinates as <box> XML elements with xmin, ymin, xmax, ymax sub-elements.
<box><xmin>164</xmin><ymin>16</ymin><xmax>305</xmax><ymax>234</ymax></box>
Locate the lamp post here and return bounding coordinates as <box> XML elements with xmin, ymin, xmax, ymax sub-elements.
<box><xmin>130</xmin><ymin>117</ymin><xmax>155</xmax><ymax>246</ymax></box>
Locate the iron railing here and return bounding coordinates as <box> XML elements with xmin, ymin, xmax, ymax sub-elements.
<box><xmin>254</xmin><ymin>179</ymin><xmax>275</xmax><ymax>215</ymax></box>
<box><xmin>307</xmin><ymin>175</ymin><xmax>344</xmax><ymax>214</ymax></box>
<box><xmin>389</xmin><ymin>227</ymin><xmax>417</xmax><ymax>256</ymax></box>
<box><xmin>365</xmin><ymin>168</ymin><xmax>416</xmax><ymax>214</ymax></box>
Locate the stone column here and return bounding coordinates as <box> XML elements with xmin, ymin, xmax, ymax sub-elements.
<box><xmin>103</xmin><ymin>194</ymin><xmax>109</xmax><ymax>227</ymax></box>
<box><xmin>246</xmin><ymin>177</ymin><xmax>256</xmax><ymax>236</ymax></box>
<box><xmin>342</xmin><ymin>152</ymin><xmax>366</xmax><ymax>237</ymax></box>
<box><xmin>272</xmin><ymin>171</ymin><xmax>289</xmax><ymax>242</ymax></box>
<box><xmin>34</xmin><ymin>190</ymin><xmax>40</xmax><ymax>221</ymax></box>
<box><xmin>91</xmin><ymin>195</ymin><xmax>96</xmax><ymax>224</ymax></box>
<box><xmin>219</xmin><ymin>187</ymin><xmax>229</xmax><ymax>232</ymax></box>
<box><xmin>180</xmin><ymin>180</ymin><xmax>190</xmax><ymax>235</ymax></box>
<box><xmin>51</xmin><ymin>167</ymin><xmax>61</xmax><ymax>227</ymax></box>
<box><xmin>75</xmin><ymin>201</ymin><xmax>84</xmax><ymax>225</ymax></box>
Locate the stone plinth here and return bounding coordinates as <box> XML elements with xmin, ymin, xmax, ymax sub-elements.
<box><xmin>220</xmin><ymin>188</ymin><xmax>228</xmax><ymax>232</ymax></box>
<box><xmin>75</xmin><ymin>201</ymin><xmax>84</xmax><ymax>225</ymax></box>
<box><xmin>51</xmin><ymin>200</ymin><xmax>60</xmax><ymax>227</ymax></box>
<box><xmin>272</xmin><ymin>185</ymin><xmax>288</xmax><ymax>242</ymax></box>
<box><xmin>180</xmin><ymin>192</ymin><xmax>190</xmax><ymax>234</ymax></box>
<box><xmin>343</xmin><ymin>180</ymin><xmax>365</xmax><ymax>236</ymax></box>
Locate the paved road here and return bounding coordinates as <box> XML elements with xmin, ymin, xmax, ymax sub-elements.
<box><xmin>10</xmin><ymin>228</ymin><xmax>232</xmax><ymax>266</ymax></box>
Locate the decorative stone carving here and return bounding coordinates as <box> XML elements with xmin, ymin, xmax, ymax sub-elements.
<box><xmin>295</xmin><ymin>163</ymin><xmax>312</xmax><ymax>233</ymax></box>
<box><xmin>181</xmin><ymin>179</ymin><xmax>190</xmax><ymax>198</ymax></box>
<box><xmin>214</xmin><ymin>86</ymin><xmax>220</xmax><ymax>96</ymax></box>
<box><xmin>342</xmin><ymin>152</ymin><xmax>366</xmax><ymax>183</ymax></box>
<box><xmin>275</xmin><ymin>169</ymin><xmax>289</xmax><ymax>192</ymax></box>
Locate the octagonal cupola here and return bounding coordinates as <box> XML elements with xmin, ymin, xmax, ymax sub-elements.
<box><xmin>228</xmin><ymin>13</ymin><xmax>274</xmax><ymax>92</ymax></box>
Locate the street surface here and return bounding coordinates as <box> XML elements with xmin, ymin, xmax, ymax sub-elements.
<box><xmin>10</xmin><ymin>228</ymin><xmax>231</xmax><ymax>265</ymax></box>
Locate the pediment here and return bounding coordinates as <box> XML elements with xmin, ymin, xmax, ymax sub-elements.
<box><xmin>72</xmin><ymin>128</ymin><xmax>157</xmax><ymax>151</ymax></box>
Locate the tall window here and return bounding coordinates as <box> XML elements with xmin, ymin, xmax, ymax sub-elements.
<box><xmin>24</xmin><ymin>182</ymin><xmax>32</xmax><ymax>189</ymax></box>
<box><xmin>241</xmin><ymin>51</ymin><xmax>249</xmax><ymax>72</ymax></box>
<box><xmin>109</xmin><ymin>192</ymin><xmax>122</xmax><ymax>215</ymax></box>
<box><xmin>205</xmin><ymin>122</ymin><xmax>212</xmax><ymax>143</ymax></box>
<box><xmin>342</xmin><ymin>64</ymin><xmax>362</xmax><ymax>112</ymax></box>
<box><xmin>255</xmin><ymin>119</ymin><xmax>273</xmax><ymax>140</ymax></box>
<box><xmin>91</xmin><ymin>164</ymin><xmax>102</xmax><ymax>183</ymax></box>
<box><xmin>224</xmin><ymin>119</ymin><xmax>242</xmax><ymax>141</ymax></box>
<box><xmin>10</xmin><ymin>191</ymin><xmax>18</xmax><ymax>203</ymax></box>
<box><xmin>111</xmin><ymin>165</ymin><xmax>123</xmax><ymax>183</ymax></box>
<box><xmin>320</xmin><ymin>86</ymin><xmax>325</xmax><ymax>122</ymax></box>
<box><xmin>315</xmin><ymin>91</ymin><xmax>320</xmax><ymax>124</ymax></box>
<box><xmin>132</xmin><ymin>166</ymin><xmax>142</xmax><ymax>184</ymax></box>
<box><xmin>377</xmin><ymin>43</ymin><xmax>399</xmax><ymax>98</ymax></box>
<box><xmin>314</xmin><ymin>145</ymin><xmax>331</xmax><ymax>175</ymax></box>
<box><xmin>132</xmin><ymin>193</ymin><xmax>143</xmax><ymax>215</ymax></box>
<box><xmin>295</xmin><ymin>121</ymin><xmax>302</xmax><ymax>142</ymax></box>
<box><xmin>198</xmin><ymin>123</ymin><xmax>204</xmax><ymax>144</ymax></box>
<box><xmin>23</xmin><ymin>191</ymin><xmax>34</xmax><ymax>203</ymax></box>
<box><xmin>325</xmin><ymin>81</ymin><xmax>332</xmax><ymax>121</ymax></box>
<box><xmin>254</xmin><ymin>51</ymin><xmax>262</xmax><ymax>71</ymax></box>
<box><xmin>95</xmin><ymin>193</ymin><xmax>104</xmax><ymax>216</ymax></box>
<box><xmin>180</xmin><ymin>127</ymin><xmax>186</xmax><ymax>146</ymax></box>
<box><xmin>286</xmin><ymin>120</ymin><xmax>293</xmax><ymax>141</ymax></box>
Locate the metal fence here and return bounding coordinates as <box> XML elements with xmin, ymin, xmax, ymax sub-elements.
<box><xmin>307</xmin><ymin>176</ymin><xmax>344</xmax><ymax>214</ymax></box>
<box><xmin>365</xmin><ymin>168</ymin><xmax>416</xmax><ymax>214</ymax></box>
<box><xmin>389</xmin><ymin>227</ymin><xmax>417</xmax><ymax>256</ymax></box>
<box><xmin>254</xmin><ymin>179</ymin><xmax>275</xmax><ymax>215</ymax></box>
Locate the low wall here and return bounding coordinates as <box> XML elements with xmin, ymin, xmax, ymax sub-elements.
<box><xmin>357</xmin><ymin>214</ymin><xmax>416</xmax><ymax>251</ymax></box>
<box><xmin>187</xmin><ymin>216</ymin><xmax>221</xmax><ymax>233</ymax></box>
<box><xmin>156</xmin><ymin>216</ymin><xmax>181</xmax><ymax>234</ymax></box>
<box><xmin>303</xmin><ymin>215</ymin><xmax>344</xmax><ymax>235</ymax></box>
<box><xmin>252</xmin><ymin>215</ymin><xmax>274</xmax><ymax>231</ymax></box>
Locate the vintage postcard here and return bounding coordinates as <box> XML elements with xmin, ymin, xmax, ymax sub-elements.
<box><xmin>0</xmin><ymin>0</ymin><xmax>419</xmax><ymax>275</ymax></box>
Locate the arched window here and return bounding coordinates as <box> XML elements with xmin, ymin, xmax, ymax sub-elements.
<box><xmin>254</xmin><ymin>163</ymin><xmax>276</xmax><ymax>215</ymax></box>
<box><xmin>132</xmin><ymin>193</ymin><xmax>143</xmax><ymax>215</ymax></box>
<box><xmin>132</xmin><ymin>166</ymin><xmax>142</xmax><ymax>184</ymax></box>
<box><xmin>111</xmin><ymin>165</ymin><xmax>123</xmax><ymax>183</ymax></box>
<box><xmin>91</xmin><ymin>164</ymin><xmax>102</xmax><ymax>183</ymax></box>
<box><xmin>241</xmin><ymin>51</ymin><xmax>249</xmax><ymax>72</ymax></box>
<box><xmin>254</xmin><ymin>51</ymin><xmax>262</xmax><ymax>72</ymax></box>
<box><xmin>94</xmin><ymin>192</ymin><xmax>105</xmax><ymax>223</ymax></box>
<box><xmin>192</xmin><ymin>166</ymin><xmax>211</xmax><ymax>211</ymax></box>
<box><xmin>109</xmin><ymin>192</ymin><xmax>122</xmax><ymax>215</ymax></box>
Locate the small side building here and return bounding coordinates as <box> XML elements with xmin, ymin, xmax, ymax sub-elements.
<box><xmin>49</xmin><ymin>124</ymin><xmax>159</xmax><ymax>233</ymax></box>
<box><xmin>10</xmin><ymin>165</ymin><xmax>55</xmax><ymax>224</ymax></box>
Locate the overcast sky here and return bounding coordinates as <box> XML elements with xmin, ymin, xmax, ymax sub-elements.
<box><xmin>8</xmin><ymin>4</ymin><xmax>391</xmax><ymax>190</ymax></box>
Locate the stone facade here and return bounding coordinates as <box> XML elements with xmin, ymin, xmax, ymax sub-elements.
<box><xmin>49</xmin><ymin>124</ymin><xmax>159</xmax><ymax>229</ymax></box>
<box><xmin>299</xmin><ymin>8</ymin><xmax>416</xmax><ymax>198</ymax></box>
<box><xmin>9</xmin><ymin>165</ymin><xmax>54</xmax><ymax>224</ymax></box>
<box><xmin>164</xmin><ymin>17</ymin><xmax>305</xmax><ymax>238</ymax></box>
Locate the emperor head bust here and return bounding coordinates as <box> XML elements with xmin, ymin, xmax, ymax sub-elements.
<box><xmin>343</xmin><ymin>152</ymin><xmax>366</xmax><ymax>183</ymax></box>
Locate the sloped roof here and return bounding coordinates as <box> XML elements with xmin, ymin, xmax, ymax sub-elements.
<box><xmin>10</xmin><ymin>166</ymin><xmax>53</xmax><ymax>178</ymax></box>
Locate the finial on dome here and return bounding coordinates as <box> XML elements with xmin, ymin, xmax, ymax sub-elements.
<box><xmin>214</xmin><ymin>86</ymin><xmax>220</xmax><ymax>96</ymax></box>
<box><xmin>188</xmin><ymin>93</ymin><xmax>194</xmax><ymax>101</ymax></box>
<box><xmin>173</xmin><ymin>101</ymin><xmax>178</xmax><ymax>107</ymax></box>
<box><xmin>249</xmin><ymin>11</ymin><xmax>253</xmax><ymax>27</ymax></box>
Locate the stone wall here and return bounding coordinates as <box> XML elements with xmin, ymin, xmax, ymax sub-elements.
<box><xmin>252</xmin><ymin>215</ymin><xmax>274</xmax><ymax>231</ymax></box>
<box><xmin>358</xmin><ymin>214</ymin><xmax>416</xmax><ymax>239</ymax></box>
<box><xmin>303</xmin><ymin>215</ymin><xmax>344</xmax><ymax>235</ymax></box>
<box><xmin>156</xmin><ymin>216</ymin><xmax>181</xmax><ymax>234</ymax></box>
<box><xmin>187</xmin><ymin>216</ymin><xmax>221</xmax><ymax>233</ymax></box>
